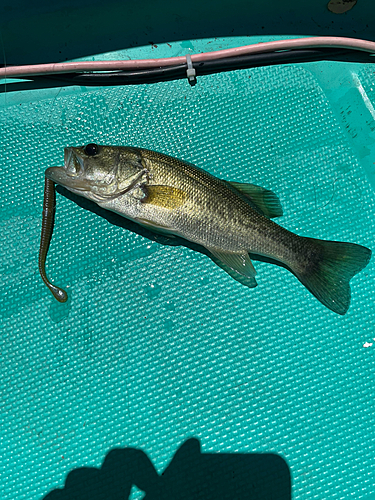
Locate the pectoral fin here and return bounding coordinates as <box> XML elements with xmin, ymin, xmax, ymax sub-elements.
<box><xmin>142</xmin><ymin>185</ymin><xmax>187</xmax><ymax>210</ymax></box>
<box><xmin>228</xmin><ymin>181</ymin><xmax>283</xmax><ymax>218</ymax></box>
<box><xmin>207</xmin><ymin>248</ymin><xmax>257</xmax><ymax>279</ymax></box>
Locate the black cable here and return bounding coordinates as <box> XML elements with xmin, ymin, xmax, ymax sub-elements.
<box><xmin>35</xmin><ymin>48</ymin><xmax>370</xmax><ymax>85</ymax></box>
<box><xmin>1</xmin><ymin>48</ymin><xmax>374</xmax><ymax>91</ymax></box>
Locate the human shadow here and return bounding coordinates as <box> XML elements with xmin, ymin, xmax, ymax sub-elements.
<box><xmin>43</xmin><ymin>437</ymin><xmax>291</xmax><ymax>499</ymax></box>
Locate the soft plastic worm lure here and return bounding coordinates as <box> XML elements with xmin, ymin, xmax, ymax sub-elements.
<box><xmin>38</xmin><ymin>177</ymin><xmax>68</xmax><ymax>302</ymax></box>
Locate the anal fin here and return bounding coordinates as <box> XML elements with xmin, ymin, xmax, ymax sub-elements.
<box><xmin>207</xmin><ymin>247</ymin><xmax>257</xmax><ymax>281</ymax></box>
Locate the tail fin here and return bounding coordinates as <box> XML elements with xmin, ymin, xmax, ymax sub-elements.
<box><xmin>295</xmin><ymin>238</ymin><xmax>371</xmax><ymax>315</ymax></box>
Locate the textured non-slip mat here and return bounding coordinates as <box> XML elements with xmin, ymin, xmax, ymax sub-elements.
<box><xmin>1</xmin><ymin>59</ymin><xmax>374</xmax><ymax>499</ymax></box>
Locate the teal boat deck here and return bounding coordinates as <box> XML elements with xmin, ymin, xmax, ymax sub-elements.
<box><xmin>1</xmin><ymin>2</ymin><xmax>375</xmax><ymax>499</ymax></box>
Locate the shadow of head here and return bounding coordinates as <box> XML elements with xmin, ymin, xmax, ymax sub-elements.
<box><xmin>43</xmin><ymin>438</ymin><xmax>291</xmax><ymax>499</ymax></box>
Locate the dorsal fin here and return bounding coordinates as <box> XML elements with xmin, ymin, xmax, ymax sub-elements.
<box><xmin>228</xmin><ymin>181</ymin><xmax>283</xmax><ymax>218</ymax></box>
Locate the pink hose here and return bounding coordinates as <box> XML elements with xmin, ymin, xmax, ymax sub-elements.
<box><xmin>1</xmin><ymin>36</ymin><xmax>375</xmax><ymax>78</ymax></box>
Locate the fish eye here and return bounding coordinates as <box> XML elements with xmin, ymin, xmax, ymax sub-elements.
<box><xmin>84</xmin><ymin>143</ymin><xmax>100</xmax><ymax>156</ymax></box>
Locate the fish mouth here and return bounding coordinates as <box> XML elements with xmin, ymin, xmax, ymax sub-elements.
<box><xmin>45</xmin><ymin>148</ymin><xmax>91</xmax><ymax>192</ymax></box>
<box><xmin>45</xmin><ymin>166</ymin><xmax>92</xmax><ymax>192</ymax></box>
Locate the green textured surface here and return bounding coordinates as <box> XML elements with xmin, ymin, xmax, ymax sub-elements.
<box><xmin>1</xmin><ymin>45</ymin><xmax>375</xmax><ymax>499</ymax></box>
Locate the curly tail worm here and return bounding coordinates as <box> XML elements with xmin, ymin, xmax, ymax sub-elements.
<box><xmin>38</xmin><ymin>177</ymin><xmax>68</xmax><ymax>302</ymax></box>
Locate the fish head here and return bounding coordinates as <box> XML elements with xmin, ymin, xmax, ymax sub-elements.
<box><xmin>45</xmin><ymin>144</ymin><xmax>146</xmax><ymax>202</ymax></box>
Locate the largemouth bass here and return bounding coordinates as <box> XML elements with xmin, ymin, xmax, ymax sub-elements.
<box><xmin>42</xmin><ymin>144</ymin><xmax>371</xmax><ymax>314</ymax></box>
